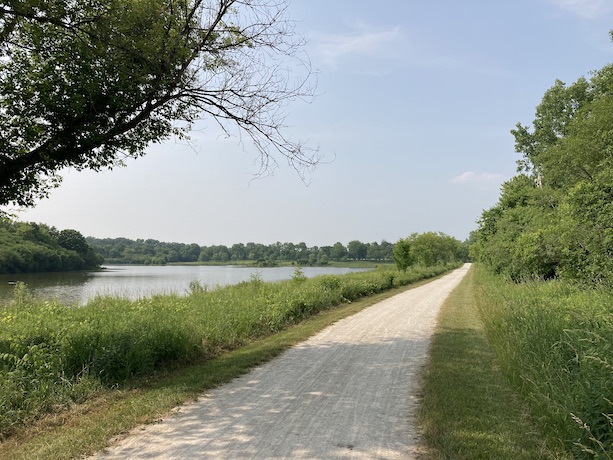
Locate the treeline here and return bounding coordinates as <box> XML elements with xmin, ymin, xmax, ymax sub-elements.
<box><xmin>0</xmin><ymin>220</ymin><xmax>102</xmax><ymax>274</ymax></box>
<box><xmin>471</xmin><ymin>61</ymin><xmax>613</xmax><ymax>287</ymax></box>
<box><xmin>87</xmin><ymin>237</ymin><xmax>396</xmax><ymax>266</ymax></box>
<box><xmin>2</xmin><ymin>220</ymin><xmax>469</xmax><ymax>272</ymax></box>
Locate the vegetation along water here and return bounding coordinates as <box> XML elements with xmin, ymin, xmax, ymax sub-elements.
<box><xmin>0</xmin><ymin>265</ymin><xmax>370</xmax><ymax>306</ymax></box>
<box><xmin>0</xmin><ymin>263</ymin><xmax>459</xmax><ymax>441</ymax></box>
<box><xmin>3</xmin><ymin>2</ymin><xmax>612</xmax><ymax>457</ymax></box>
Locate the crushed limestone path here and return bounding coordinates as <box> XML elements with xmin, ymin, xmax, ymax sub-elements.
<box><xmin>92</xmin><ymin>264</ymin><xmax>470</xmax><ymax>459</ymax></box>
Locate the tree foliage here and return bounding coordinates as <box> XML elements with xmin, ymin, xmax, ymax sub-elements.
<box><xmin>87</xmin><ymin>236</ymin><xmax>395</xmax><ymax>266</ymax></box>
<box><xmin>0</xmin><ymin>0</ymin><xmax>318</xmax><ymax>207</ymax></box>
<box><xmin>394</xmin><ymin>232</ymin><xmax>465</xmax><ymax>272</ymax></box>
<box><xmin>0</xmin><ymin>220</ymin><xmax>102</xmax><ymax>273</ymax></box>
<box><xmin>393</xmin><ymin>237</ymin><xmax>413</xmax><ymax>272</ymax></box>
<box><xmin>473</xmin><ymin>59</ymin><xmax>613</xmax><ymax>286</ymax></box>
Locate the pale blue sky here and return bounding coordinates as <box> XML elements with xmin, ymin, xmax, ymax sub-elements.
<box><xmin>14</xmin><ymin>0</ymin><xmax>613</xmax><ymax>246</ymax></box>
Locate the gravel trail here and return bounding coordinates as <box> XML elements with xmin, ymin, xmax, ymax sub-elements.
<box><xmin>92</xmin><ymin>264</ymin><xmax>470</xmax><ymax>459</ymax></box>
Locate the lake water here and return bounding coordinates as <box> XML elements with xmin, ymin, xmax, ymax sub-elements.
<box><xmin>0</xmin><ymin>265</ymin><xmax>368</xmax><ymax>306</ymax></box>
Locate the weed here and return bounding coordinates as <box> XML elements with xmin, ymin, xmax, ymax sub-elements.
<box><xmin>291</xmin><ymin>267</ymin><xmax>307</xmax><ymax>283</ymax></box>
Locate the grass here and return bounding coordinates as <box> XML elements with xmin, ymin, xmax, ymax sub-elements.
<box><xmin>13</xmin><ymin>262</ymin><xmax>606</xmax><ymax>460</ymax></box>
<box><xmin>0</xmin><ymin>264</ymin><xmax>455</xmax><ymax>459</ymax></box>
<box><xmin>420</xmin><ymin>265</ymin><xmax>613</xmax><ymax>459</ymax></box>
<box><xmin>418</xmin><ymin>266</ymin><xmax>571</xmax><ymax>459</ymax></box>
<box><xmin>474</xmin><ymin>268</ymin><xmax>613</xmax><ymax>459</ymax></box>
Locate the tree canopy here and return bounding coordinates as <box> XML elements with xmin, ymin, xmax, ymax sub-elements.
<box><xmin>87</xmin><ymin>236</ymin><xmax>395</xmax><ymax>266</ymax></box>
<box><xmin>393</xmin><ymin>232</ymin><xmax>466</xmax><ymax>272</ymax></box>
<box><xmin>0</xmin><ymin>0</ymin><xmax>318</xmax><ymax>207</ymax></box>
<box><xmin>0</xmin><ymin>220</ymin><xmax>102</xmax><ymax>273</ymax></box>
<box><xmin>472</xmin><ymin>57</ymin><xmax>613</xmax><ymax>286</ymax></box>
<box><xmin>392</xmin><ymin>237</ymin><xmax>413</xmax><ymax>272</ymax></box>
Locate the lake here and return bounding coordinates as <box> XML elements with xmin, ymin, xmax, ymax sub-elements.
<box><xmin>0</xmin><ymin>265</ymin><xmax>368</xmax><ymax>306</ymax></box>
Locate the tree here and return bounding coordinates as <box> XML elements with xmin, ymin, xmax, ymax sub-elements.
<box><xmin>393</xmin><ymin>238</ymin><xmax>413</xmax><ymax>272</ymax></box>
<box><xmin>230</xmin><ymin>243</ymin><xmax>246</xmax><ymax>261</ymax></box>
<box><xmin>474</xmin><ymin>59</ymin><xmax>613</xmax><ymax>285</ymax></box>
<box><xmin>557</xmin><ymin>169</ymin><xmax>613</xmax><ymax>286</ymax></box>
<box><xmin>365</xmin><ymin>240</ymin><xmax>393</xmax><ymax>261</ymax></box>
<box><xmin>0</xmin><ymin>0</ymin><xmax>318</xmax><ymax>207</ymax></box>
<box><xmin>0</xmin><ymin>220</ymin><xmax>102</xmax><ymax>272</ymax></box>
<box><xmin>329</xmin><ymin>242</ymin><xmax>347</xmax><ymax>261</ymax></box>
<box><xmin>511</xmin><ymin>65</ymin><xmax>613</xmax><ymax>189</ymax></box>
<box><xmin>180</xmin><ymin>243</ymin><xmax>202</xmax><ymax>262</ymax></box>
<box><xmin>472</xmin><ymin>175</ymin><xmax>563</xmax><ymax>279</ymax></box>
<box><xmin>405</xmin><ymin>232</ymin><xmax>458</xmax><ymax>267</ymax></box>
<box><xmin>511</xmin><ymin>77</ymin><xmax>591</xmax><ymax>179</ymax></box>
<box><xmin>57</xmin><ymin>229</ymin><xmax>90</xmax><ymax>254</ymax></box>
<box><xmin>347</xmin><ymin>240</ymin><xmax>367</xmax><ymax>260</ymax></box>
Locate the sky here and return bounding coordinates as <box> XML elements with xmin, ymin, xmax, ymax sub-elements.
<box><xmin>11</xmin><ymin>0</ymin><xmax>613</xmax><ymax>247</ymax></box>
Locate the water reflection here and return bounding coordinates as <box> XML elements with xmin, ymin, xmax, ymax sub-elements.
<box><xmin>0</xmin><ymin>265</ymin><xmax>367</xmax><ymax>306</ymax></box>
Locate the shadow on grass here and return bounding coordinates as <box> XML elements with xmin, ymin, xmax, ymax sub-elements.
<box><xmin>418</xmin><ymin>270</ymin><xmax>569</xmax><ymax>460</ymax></box>
<box><xmin>424</xmin><ymin>329</ymin><xmax>546</xmax><ymax>458</ymax></box>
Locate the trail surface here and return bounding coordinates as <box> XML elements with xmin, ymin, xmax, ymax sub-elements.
<box><xmin>92</xmin><ymin>264</ymin><xmax>470</xmax><ymax>459</ymax></box>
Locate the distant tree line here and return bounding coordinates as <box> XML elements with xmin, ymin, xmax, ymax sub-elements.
<box><xmin>0</xmin><ymin>218</ymin><xmax>469</xmax><ymax>274</ymax></box>
<box><xmin>86</xmin><ymin>237</ymin><xmax>396</xmax><ymax>266</ymax></box>
<box><xmin>0</xmin><ymin>220</ymin><xmax>102</xmax><ymax>274</ymax></box>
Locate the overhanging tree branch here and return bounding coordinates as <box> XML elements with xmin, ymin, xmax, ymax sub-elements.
<box><xmin>0</xmin><ymin>0</ymin><xmax>318</xmax><ymax>207</ymax></box>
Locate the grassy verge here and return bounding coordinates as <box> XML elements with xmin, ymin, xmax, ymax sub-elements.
<box><xmin>418</xmin><ymin>266</ymin><xmax>570</xmax><ymax>459</ymax></box>
<box><xmin>475</xmin><ymin>267</ymin><xmax>613</xmax><ymax>459</ymax></box>
<box><xmin>0</xmin><ymin>265</ymin><xmax>455</xmax><ymax>459</ymax></box>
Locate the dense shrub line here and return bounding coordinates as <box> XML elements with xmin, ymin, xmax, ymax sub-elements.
<box><xmin>0</xmin><ymin>264</ymin><xmax>455</xmax><ymax>438</ymax></box>
<box><xmin>475</xmin><ymin>267</ymin><xmax>613</xmax><ymax>459</ymax></box>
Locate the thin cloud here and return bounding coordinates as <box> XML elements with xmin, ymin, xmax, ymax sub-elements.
<box><xmin>311</xmin><ymin>23</ymin><xmax>513</xmax><ymax>79</ymax></box>
<box><xmin>312</xmin><ymin>25</ymin><xmax>403</xmax><ymax>69</ymax></box>
<box><xmin>549</xmin><ymin>0</ymin><xmax>613</xmax><ymax>18</ymax></box>
<box><xmin>450</xmin><ymin>171</ymin><xmax>504</xmax><ymax>185</ymax></box>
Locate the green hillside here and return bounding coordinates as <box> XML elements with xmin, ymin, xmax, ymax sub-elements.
<box><xmin>0</xmin><ymin>219</ymin><xmax>102</xmax><ymax>274</ymax></box>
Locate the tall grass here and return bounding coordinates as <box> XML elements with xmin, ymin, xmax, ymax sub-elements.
<box><xmin>419</xmin><ymin>267</ymin><xmax>567</xmax><ymax>459</ymax></box>
<box><xmin>475</xmin><ymin>267</ymin><xmax>613</xmax><ymax>458</ymax></box>
<box><xmin>0</xmin><ymin>264</ymin><xmax>454</xmax><ymax>439</ymax></box>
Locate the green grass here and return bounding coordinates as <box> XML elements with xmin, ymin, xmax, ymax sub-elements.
<box><xmin>419</xmin><ymin>266</ymin><xmax>570</xmax><ymax>459</ymax></box>
<box><xmin>9</xmin><ymin>263</ymin><xmax>608</xmax><ymax>459</ymax></box>
<box><xmin>0</xmin><ymin>264</ymin><xmax>456</xmax><ymax>457</ymax></box>
<box><xmin>422</xmin><ymin>264</ymin><xmax>613</xmax><ymax>459</ymax></box>
<box><xmin>474</xmin><ymin>267</ymin><xmax>613</xmax><ymax>459</ymax></box>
